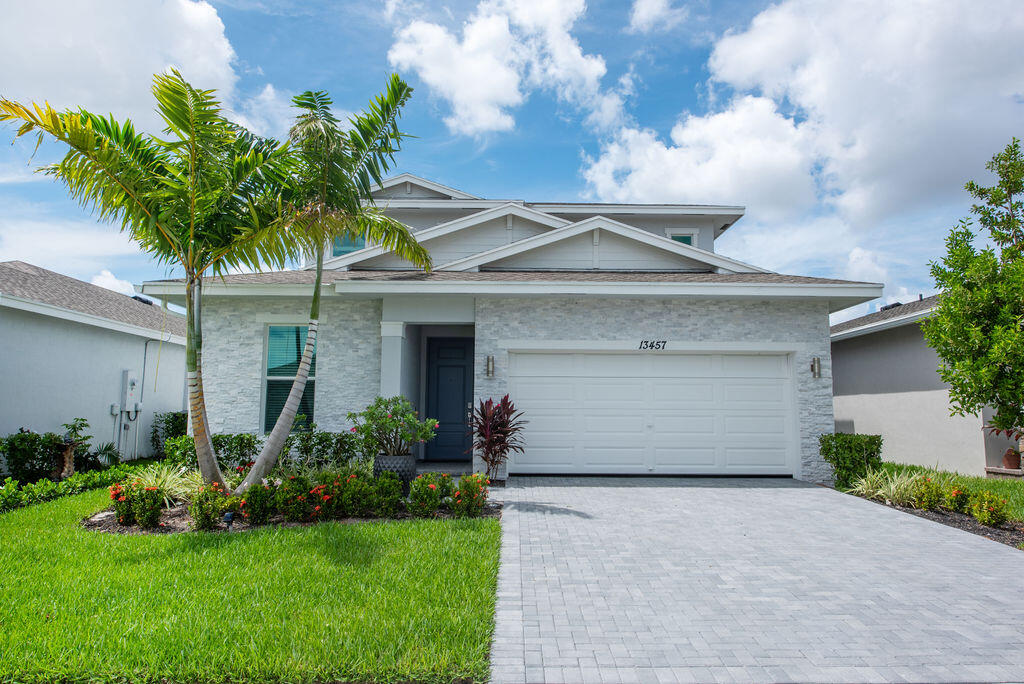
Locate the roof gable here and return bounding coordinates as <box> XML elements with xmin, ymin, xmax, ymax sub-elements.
<box><xmin>321</xmin><ymin>203</ymin><xmax>569</xmax><ymax>270</ymax></box>
<box><xmin>436</xmin><ymin>216</ymin><xmax>771</xmax><ymax>274</ymax></box>
<box><xmin>370</xmin><ymin>173</ymin><xmax>478</xmax><ymax>200</ymax></box>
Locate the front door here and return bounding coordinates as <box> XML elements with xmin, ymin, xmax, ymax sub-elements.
<box><xmin>425</xmin><ymin>337</ymin><xmax>474</xmax><ymax>462</ymax></box>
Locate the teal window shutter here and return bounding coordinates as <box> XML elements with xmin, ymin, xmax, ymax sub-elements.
<box><xmin>332</xmin><ymin>234</ymin><xmax>367</xmax><ymax>257</ymax></box>
<box><xmin>264</xmin><ymin>326</ymin><xmax>316</xmax><ymax>432</ymax></box>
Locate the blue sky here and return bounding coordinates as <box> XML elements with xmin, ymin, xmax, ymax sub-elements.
<box><xmin>1</xmin><ymin>0</ymin><xmax>1022</xmax><ymax>321</ymax></box>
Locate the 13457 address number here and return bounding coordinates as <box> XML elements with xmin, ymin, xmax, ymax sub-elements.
<box><xmin>638</xmin><ymin>340</ymin><xmax>667</xmax><ymax>350</ymax></box>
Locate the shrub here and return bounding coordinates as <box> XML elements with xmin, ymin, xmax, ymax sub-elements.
<box><xmin>189</xmin><ymin>482</ymin><xmax>228</xmax><ymax>531</ymax></box>
<box><xmin>133</xmin><ymin>463</ymin><xmax>202</xmax><ymax>507</ymax></box>
<box><xmin>970</xmin><ymin>490</ymin><xmax>1009</xmax><ymax>527</ymax></box>
<box><xmin>452</xmin><ymin>473</ymin><xmax>489</xmax><ymax>518</ymax></box>
<box><xmin>133</xmin><ymin>486</ymin><xmax>164</xmax><ymax>529</ymax></box>
<box><xmin>409</xmin><ymin>473</ymin><xmax>444</xmax><ymax>517</ymax></box>
<box><xmin>164</xmin><ymin>435</ymin><xmax>197</xmax><ymax>469</ymax></box>
<box><xmin>348</xmin><ymin>396</ymin><xmax>438</xmax><ymax>456</ymax></box>
<box><xmin>374</xmin><ymin>471</ymin><xmax>403</xmax><ymax>518</ymax></box>
<box><xmin>240</xmin><ymin>482</ymin><xmax>276</xmax><ymax>525</ymax></box>
<box><xmin>912</xmin><ymin>476</ymin><xmax>944</xmax><ymax>511</ymax></box>
<box><xmin>2</xmin><ymin>429</ymin><xmax>64</xmax><ymax>483</ymax></box>
<box><xmin>944</xmin><ymin>480</ymin><xmax>971</xmax><ymax>513</ymax></box>
<box><xmin>109</xmin><ymin>482</ymin><xmax>136</xmax><ymax>525</ymax></box>
<box><xmin>0</xmin><ymin>478</ymin><xmax>25</xmax><ymax>513</ymax></box>
<box><xmin>341</xmin><ymin>472</ymin><xmax>374</xmax><ymax>518</ymax></box>
<box><xmin>470</xmin><ymin>394</ymin><xmax>526</xmax><ymax>480</ymax></box>
<box><xmin>151</xmin><ymin>411</ymin><xmax>187</xmax><ymax>457</ymax></box>
<box><xmin>819</xmin><ymin>433</ymin><xmax>883</xmax><ymax>490</ymax></box>
<box><xmin>275</xmin><ymin>475</ymin><xmax>313</xmax><ymax>522</ymax></box>
<box><xmin>212</xmin><ymin>433</ymin><xmax>261</xmax><ymax>470</ymax></box>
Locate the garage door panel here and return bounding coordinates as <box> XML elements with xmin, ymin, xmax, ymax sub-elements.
<box><xmin>508</xmin><ymin>351</ymin><xmax>795</xmax><ymax>475</ymax></box>
<box><xmin>726</xmin><ymin>447</ymin><xmax>788</xmax><ymax>467</ymax></box>
<box><xmin>723</xmin><ymin>382</ymin><xmax>787</xmax><ymax>405</ymax></box>
<box><xmin>653</xmin><ymin>447</ymin><xmax>718</xmax><ymax>467</ymax></box>
<box><xmin>722</xmin><ymin>354</ymin><xmax>788</xmax><ymax>378</ymax></box>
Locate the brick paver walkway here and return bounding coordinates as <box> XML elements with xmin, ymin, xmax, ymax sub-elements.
<box><xmin>490</xmin><ymin>477</ymin><xmax>1024</xmax><ymax>683</ymax></box>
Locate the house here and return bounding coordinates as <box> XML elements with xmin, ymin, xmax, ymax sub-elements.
<box><xmin>0</xmin><ymin>261</ymin><xmax>186</xmax><ymax>459</ymax></box>
<box><xmin>831</xmin><ymin>296</ymin><xmax>1014</xmax><ymax>476</ymax></box>
<box><xmin>142</xmin><ymin>174</ymin><xmax>881</xmax><ymax>483</ymax></box>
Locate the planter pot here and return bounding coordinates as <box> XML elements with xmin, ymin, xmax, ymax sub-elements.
<box><xmin>374</xmin><ymin>452</ymin><xmax>416</xmax><ymax>493</ymax></box>
<box><xmin>1003</xmin><ymin>448</ymin><xmax>1021</xmax><ymax>470</ymax></box>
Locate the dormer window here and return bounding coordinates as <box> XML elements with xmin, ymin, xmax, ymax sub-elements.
<box><xmin>332</xmin><ymin>234</ymin><xmax>366</xmax><ymax>257</ymax></box>
<box><xmin>670</xmin><ymin>234</ymin><xmax>694</xmax><ymax>246</ymax></box>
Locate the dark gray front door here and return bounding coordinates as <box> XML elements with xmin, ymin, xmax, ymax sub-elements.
<box><xmin>425</xmin><ymin>337</ymin><xmax>474</xmax><ymax>462</ymax></box>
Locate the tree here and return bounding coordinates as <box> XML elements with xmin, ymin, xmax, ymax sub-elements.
<box><xmin>236</xmin><ymin>76</ymin><xmax>432</xmax><ymax>493</ymax></box>
<box><xmin>0</xmin><ymin>72</ymin><xmax>298</xmax><ymax>486</ymax></box>
<box><xmin>922</xmin><ymin>138</ymin><xmax>1024</xmax><ymax>437</ymax></box>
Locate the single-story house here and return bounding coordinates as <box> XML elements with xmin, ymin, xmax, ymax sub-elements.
<box><xmin>142</xmin><ymin>174</ymin><xmax>881</xmax><ymax>483</ymax></box>
<box><xmin>0</xmin><ymin>261</ymin><xmax>186</xmax><ymax>459</ymax></box>
<box><xmin>831</xmin><ymin>295</ymin><xmax>1014</xmax><ymax>476</ymax></box>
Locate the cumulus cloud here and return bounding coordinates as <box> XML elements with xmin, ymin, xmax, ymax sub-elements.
<box><xmin>90</xmin><ymin>269</ymin><xmax>136</xmax><ymax>296</ymax></box>
<box><xmin>231</xmin><ymin>84</ymin><xmax>298</xmax><ymax>139</ymax></box>
<box><xmin>0</xmin><ymin>215</ymin><xmax>141</xmax><ymax>277</ymax></box>
<box><xmin>627</xmin><ymin>0</ymin><xmax>688</xmax><ymax>34</ymax></box>
<box><xmin>388</xmin><ymin>0</ymin><xmax>619</xmax><ymax>135</ymax></box>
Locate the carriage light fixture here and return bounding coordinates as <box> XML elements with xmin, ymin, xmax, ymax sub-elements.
<box><xmin>486</xmin><ymin>355</ymin><xmax>495</xmax><ymax>378</ymax></box>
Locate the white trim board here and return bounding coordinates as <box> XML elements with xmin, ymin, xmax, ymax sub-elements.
<box><xmin>370</xmin><ymin>173</ymin><xmax>479</xmax><ymax>200</ymax></box>
<box><xmin>436</xmin><ymin>215</ymin><xmax>770</xmax><ymax>274</ymax></box>
<box><xmin>319</xmin><ymin>203</ymin><xmax>570</xmax><ymax>270</ymax></box>
<box><xmin>0</xmin><ymin>292</ymin><xmax>185</xmax><ymax>344</ymax></box>
<box><xmin>830</xmin><ymin>307</ymin><xmax>935</xmax><ymax>341</ymax></box>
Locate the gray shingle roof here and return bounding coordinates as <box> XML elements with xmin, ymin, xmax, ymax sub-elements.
<box><xmin>150</xmin><ymin>269</ymin><xmax>872</xmax><ymax>286</ymax></box>
<box><xmin>0</xmin><ymin>261</ymin><xmax>186</xmax><ymax>337</ymax></box>
<box><xmin>830</xmin><ymin>294</ymin><xmax>939</xmax><ymax>335</ymax></box>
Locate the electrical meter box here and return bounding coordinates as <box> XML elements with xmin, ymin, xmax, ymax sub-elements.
<box><xmin>120</xmin><ymin>370</ymin><xmax>139</xmax><ymax>411</ymax></box>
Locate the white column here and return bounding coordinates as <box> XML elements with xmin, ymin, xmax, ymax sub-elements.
<box><xmin>380</xmin><ymin>321</ymin><xmax>406</xmax><ymax>397</ymax></box>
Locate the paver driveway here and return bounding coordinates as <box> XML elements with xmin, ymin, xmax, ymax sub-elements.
<box><xmin>490</xmin><ymin>477</ymin><xmax>1024</xmax><ymax>683</ymax></box>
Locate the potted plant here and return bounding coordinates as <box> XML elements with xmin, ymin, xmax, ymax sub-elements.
<box><xmin>470</xmin><ymin>394</ymin><xmax>527</xmax><ymax>484</ymax></box>
<box><xmin>348</xmin><ymin>396</ymin><xmax>438</xmax><ymax>491</ymax></box>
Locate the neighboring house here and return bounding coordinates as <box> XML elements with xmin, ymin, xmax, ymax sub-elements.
<box><xmin>142</xmin><ymin>174</ymin><xmax>880</xmax><ymax>483</ymax></box>
<box><xmin>831</xmin><ymin>296</ymin><xmax>1014</xmax><ymax>476</ymax></box>
<box><xmin>0</xmin><ymin>261</ymin><xmax>186</xmax><ymax>460</ymax></box>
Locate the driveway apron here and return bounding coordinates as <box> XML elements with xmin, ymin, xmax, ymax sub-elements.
<box><xmin>490</xmin><ymin>477</ymin><xmax>1024</xmax><ymax>683</ymax></box>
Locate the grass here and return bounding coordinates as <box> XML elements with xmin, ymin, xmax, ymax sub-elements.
<box><xmin>878</xmin><ymin>461</ymin><xmax>1024</xmax><ymax>520</ymax></box>
<box><xmin>0</xmin><ymin>490</ymin><xmax>500</xmax><ymax>683</ymax></box>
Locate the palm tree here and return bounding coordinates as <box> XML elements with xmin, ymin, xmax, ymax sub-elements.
<box><xmin>237</xmin><ymin>76</ymin><xmax>432</xmax><ymax>492</ymax></box>
<box><xmin>0</xmin><ymin>71</ymin><xmax>298</xmax><ymax>487</ymax></box>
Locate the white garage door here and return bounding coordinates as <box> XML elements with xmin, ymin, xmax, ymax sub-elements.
<box><xmin>507</xmin><ymin>352</ymin><xmax>797</xmax><ymax>475</ymax></box>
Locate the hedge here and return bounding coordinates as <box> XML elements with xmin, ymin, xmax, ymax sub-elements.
<box><xmin>819</xmin><ymin>433</ymin><xmax>883</xmax><ymax>490</ymax></box>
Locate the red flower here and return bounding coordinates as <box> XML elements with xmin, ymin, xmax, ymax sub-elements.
<box><xmin>118</xmin><ymin>496</ymin><xmax>126</xmax><ymax>502</ymax></box>
<box><xmin>350</xmin><ymin>427</ymin><xmax>357</xmax><ymax>433</ymax></box>
<box><xmin>314</xmin><ymin>505</ymin><xmax>321</xmax><ymax>511</ymax></box>
<box><xmin>240</xmin><ymin>500</ymin><xmax>246</xmax><ymax>507</ymax></box>
<box><xmin>427</xmin><ymin>483</ymin><xmax>436</xmax><ymax>490</ymax></box>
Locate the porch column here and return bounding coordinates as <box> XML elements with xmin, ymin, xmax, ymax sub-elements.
<box><xmin>380</xmin><ymin>321</ymin><xmax>405</xmax><ymax>397</ymax></box>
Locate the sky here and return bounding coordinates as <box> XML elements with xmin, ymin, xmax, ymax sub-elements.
<box><xmin>0</xmin><ymin>0</ymin><xmax>1022</xmax><ymax>322</ymax></box>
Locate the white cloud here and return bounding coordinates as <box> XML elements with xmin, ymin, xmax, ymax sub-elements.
<box><xmin>583</xmin><ymin>96</ymin><xmax>816</xmax><ymax>221</ymax></box>
<box><xmin>231</xmin><ymin>84</ymin><xmax>297</xmax><ymax>139</ymax></box>
<box><xmin>628</xmin><ymin>0</ymin><xmax>688</xmax><ymax>34</ymax></box>
<box><xmin>0</xmin><ymin>0</ymin><xmax>238</xmax><ymax>132</ymax></box>
<box><xmin>90</xmin><ymin>269</ymin><xmax>136</xmax><ymax>296</ymax></box>
<box><xmin>388</xmin><ymin>0</ymin><xmax>615</xmax><ymax>135</ymax></box>
<box><xmin>0</xmin><ymin>216</ymin><xmax>142</xmax><ymax>277</ymax></box>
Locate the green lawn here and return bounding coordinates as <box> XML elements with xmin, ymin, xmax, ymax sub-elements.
<box><xmin>879</xmin><ymin>461</ymin><xmax>1024</xmax><ymax>520</ymax></box>
<box><xmin>0</xmin><ymin>490</ymin><xmax>500</xmax><ymax>683</ymax></box>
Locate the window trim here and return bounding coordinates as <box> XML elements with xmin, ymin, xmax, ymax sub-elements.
<box><xmin>261</xmin><ymin>322</ymin><xmax>316</xmax><ymax>434</ymax></box>
<box><xmin>665</xmin><ymin>229</ymin><xmax>698</xmax><ymax>246</ymax></box>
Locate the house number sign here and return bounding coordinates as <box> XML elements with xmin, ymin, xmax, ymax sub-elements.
<box><xmin>637</xmin><ymin>340</ymin><xmax>668</xmax><ymax>350</ymax></box>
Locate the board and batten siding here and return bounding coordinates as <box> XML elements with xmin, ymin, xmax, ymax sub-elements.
<box><xmin>473</xmin><ymin>297</ymin><xmax>835</xmax><ymax>483</ymax></box>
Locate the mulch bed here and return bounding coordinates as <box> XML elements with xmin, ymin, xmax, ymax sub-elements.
<box><xmin>82</xmin><ymin>501</ymin><xmax>502</xmax><ymax>536</ymax></box>
<box><xmin>866</xmin><ymin>498</ymin><xmax>1024</xmax><ymax>548</ymax></box>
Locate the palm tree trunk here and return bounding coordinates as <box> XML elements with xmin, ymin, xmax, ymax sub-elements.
<box><xmin>186</xmin><ymin>276</ymin><xmax>226</xmax><ymax>487</ymax></box>
<box><xmin>237</xmin><ymin>247</ymin><xmax>324</xmax><ymax>493</ymax></box>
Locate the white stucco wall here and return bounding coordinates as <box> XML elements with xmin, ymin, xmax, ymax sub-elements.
<box><xmin>473</xmin><ymin>297</ymin><xmax>835</xmax><ymax>483</ymax></box>
<box><xmin>0</xmin><ymin>307</ymin><xmax>185</xmax><ymax>459</ymax></box>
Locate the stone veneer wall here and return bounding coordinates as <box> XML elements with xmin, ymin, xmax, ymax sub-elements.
<box><xmin>200</xmin><ymin>296</ymin><xmax>382</xmax><ymax>434</ymax></box>
<box><xmin>472</xmin><ymin>297</ymin><xmax>835</xmax><ymax>484</ymax></box>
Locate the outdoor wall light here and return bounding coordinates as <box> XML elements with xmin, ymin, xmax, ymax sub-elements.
<box><xmin>810</xmin><ymin>357</ymin><xmax>822</xmax><ymax>379</ymax></box>
<box><xmin>486</xmin><ymin>355</ymin><xmax>495</xmax><ymax>378</ymax></box>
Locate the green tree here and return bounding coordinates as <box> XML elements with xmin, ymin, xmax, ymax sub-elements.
<box><xmin>923</xmin><ymin>138</ymin><xmax>1024</xmax><ymax>437</ymax></box>
<box><xmin>237</xmin><ymin>76</ymin><xmax>431</xmax><ymax>492</ymax></box>
<box><xmin>0</xmin><ymin>72</ymin><xmax>298</xmax><ymax>487</ymax></box>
